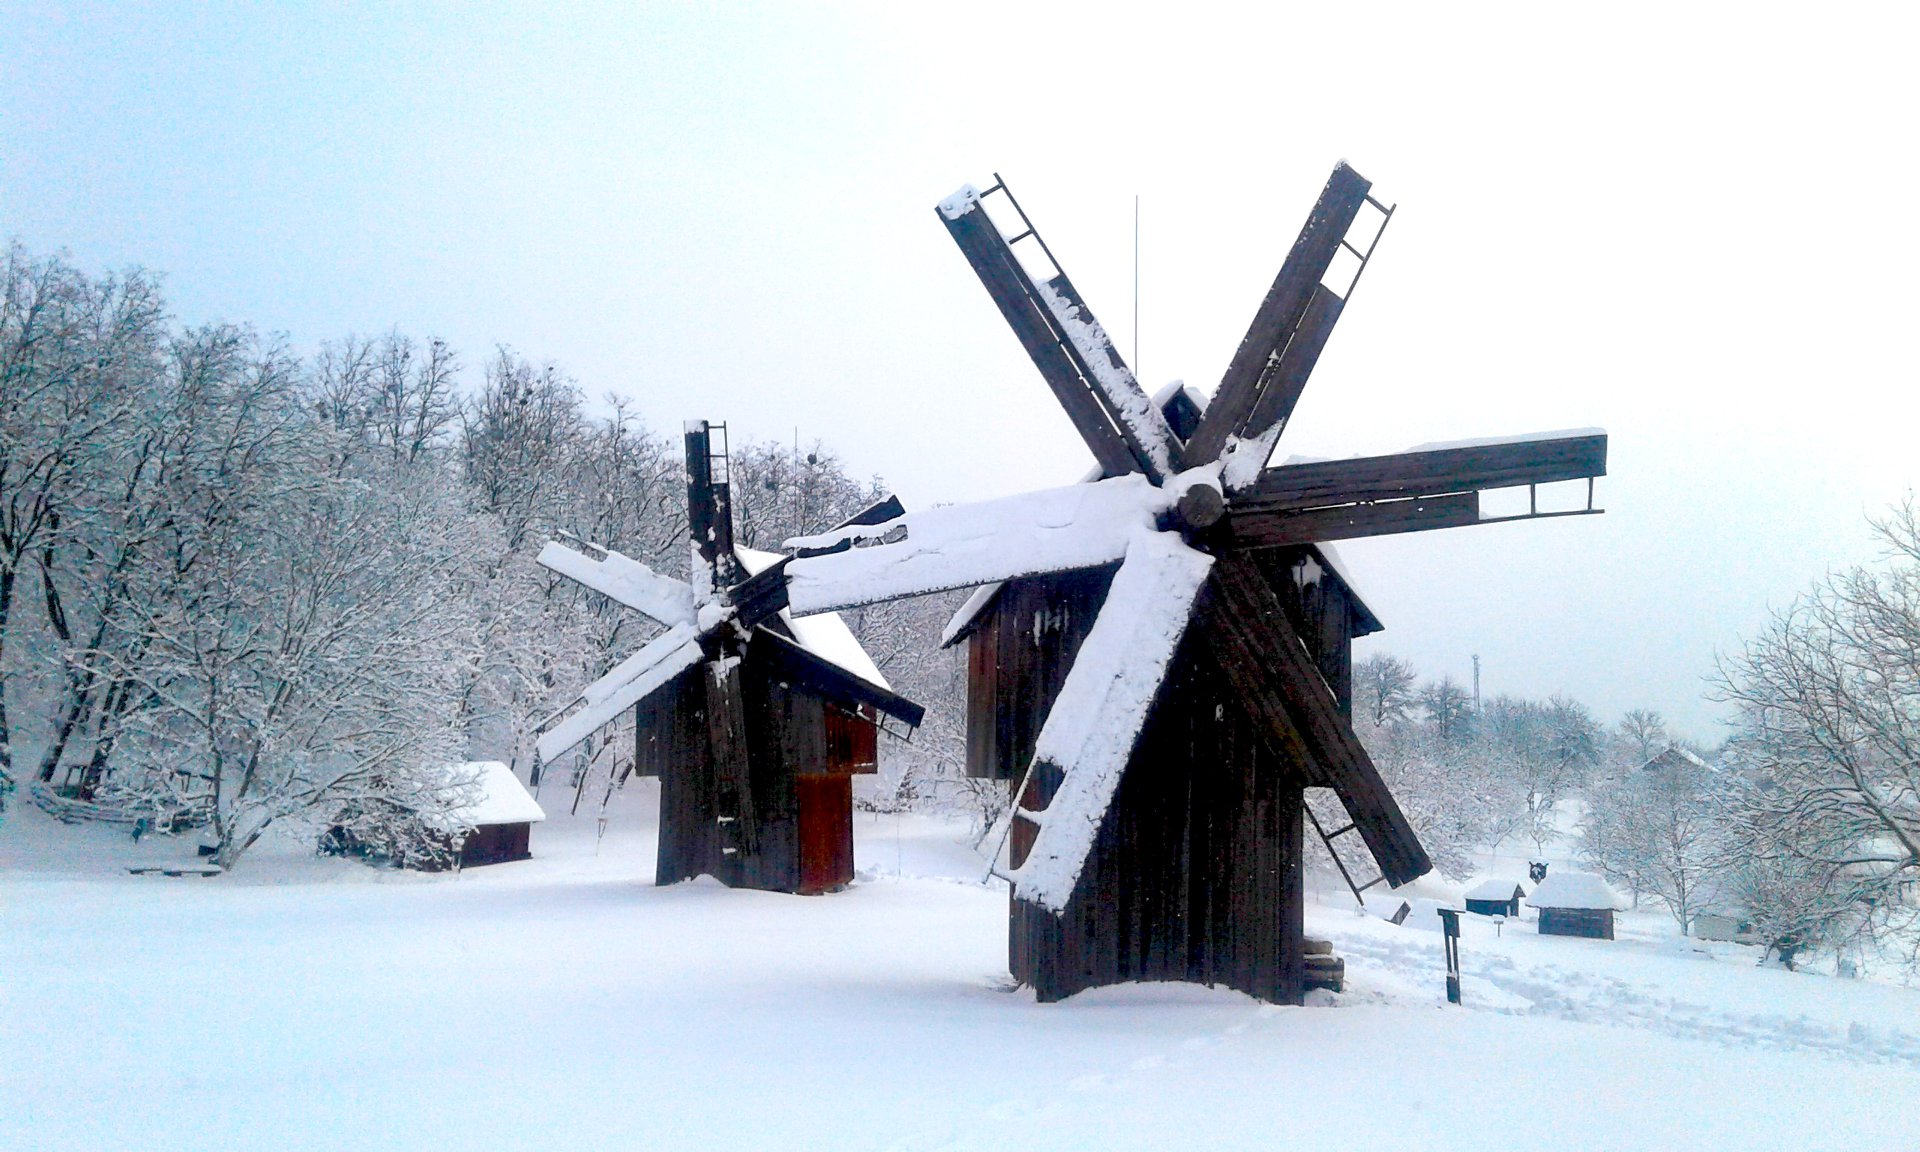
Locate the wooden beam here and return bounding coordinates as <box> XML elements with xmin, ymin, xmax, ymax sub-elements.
<box><xmin>1230</xmin><ymin>284</ymin><xmax>1345</xmax><ymax>467</ymax></box>
<box><xmin>685</xmin><ymin>421</ymin><xmax>742</xmax><ymax>598</ymax></box>
<box><xmin>1200</xmin><ymin>553</ymin><xmax>1431</xmax><ymax>886</ymax></box>
<box><xmin>730</xmin><ymin>555</ymin><xmax>791</xmax><ymax>632</ymax></box>
<box><xmin>1239</xmin><ymin>432</ymin><xmax>1609</xmax><ymax>512</ymax></box>
<box><xmin>1186</xmin><ymin>163</ymin><xmax>1372</xmax><ymax>465</ymax></box>
<box><xmin>1226</xmin><ymin>493</ymin><xmax>1480</xmax><ymax>548</ymax></box>
<box><xmin>703</xmin><ymin>651</ymin><xmax>757</xmax><ymax>856</ymax></box>
<box><xmin>940</xmin><ymin>204</ymin><xmax>1138</xmax><ymax>478</ymax></box>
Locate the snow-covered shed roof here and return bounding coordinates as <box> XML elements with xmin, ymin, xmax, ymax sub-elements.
<box><xmin>1526</xmin><ymin>871</ymin><xmax>1624</xmax><ymax>911</ymax></box>
<box><xmin>737</xmin><ymin>546</ymin><xmax>890</xmax><ymax>692</ymax></box>
<box><xmin>1464</xmin><ymin>877</ymin><xmax>1527</xmax><ymax>902</ymax></box>
<box><xmin>445</xmin><ymin>761</ymin><xmax>545</xmax><ymax>828</ymax></box>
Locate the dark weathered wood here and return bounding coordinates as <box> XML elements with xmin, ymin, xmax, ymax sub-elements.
<box><xmin>963</xmin><ymin>568</ymin><xmax>1117</xmax><ymax>780</ymax></box>
<box><xmin>704</xmin><ymin>653</ymin><xmax>758</xmax><ymax>857</ymax></box>
<box><xmin>1226</xmin><ymin>493</ymin><xmax>1480</xmax><ymax>548</ymax></box>
<box><xmin>1003</xmin><ymin>606</ymin><xmax>1311</xmax><ymax>1005</ymax></box>
<box><xmin>685</xmin><ymin>422</ymin><xmax>743</xmax><ymax>594</ymax></box>
<box><xmin>1186</xmin><ymin>162</ymin><xmax>1372</xmax><ymax>464</ymax></box>
<box><xmin>1173</xmin><ymin>481</ymin><xmax>1226</xmax><ymax>532</ymax></box>
<box><xmin>1201</xmin><ymin>552</ymin><xmax>1431</xmax><ymax>885</ymax></box>
<box><xmin>1031</xmin><ymin>269</ymin><xmax>1184</xmax><ymax>479</ymax></box>
<box><xmin>1239</xmin><ymin>433</ymin><xmax>1609</xmax><ymax>512</ymax></box>
<box><xmin>1539</xmin><ymin>907</ymin><xmax>1614</xmax><ymax>939</ymax></box>
<box><xmin>940</xmin><ymin>204</ymin><xmax>1138</xmax><ymax>478</ymax></box>
<box><xmin>731</xmin><ymin>556</ymin><xmax>791</xmax><ymax>629</ymax></box>
<box><xmin>1230</xmin><ymin>284</ymin><xmax>1345</xmax><ymax>468</ymax></box>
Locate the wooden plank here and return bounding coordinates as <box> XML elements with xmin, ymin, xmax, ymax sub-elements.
<box><xmin>1200</xmin><ymin>553</ymin><xmax>1432</xmax><ymax>886</ymax></box>
<box><xmin>1029</xmin><ymin>269</ymin><xmax>1184</xmax><ymax>479</ymax></box>
<box><xmin>1186</xmin><ymin>163</ymin><xmax>1373</xmax><ymax>464</ymax></box>
<box><xmin>1226</xmin><ymin>493</ymin><xmax>1480</xmax><ymax>548</ymax></box>
<box><xmin>684</xmin><ymin>421</ymin><xmax>742</xmax><ymax>597</ymax></box>
<box><xmin>730</xmin><ymin>555</ymin><xmax>790</xmax><ymax>630</ymax></box>
<box><xmin>1230</xmin><ymin>284</ymin><xmax>1345</xmax><ymax>468</ymax></box>
<box><xmin>704</xmin><ymin>653</ymin><xmax>757</xmax><ymax>857</ymax></box>
<box><xmin>940</xmin><ymin>204</ymin><xmax>1138</xmax><ymax>478</ymax></box>
<box><xmin>1240</xmin><ymin>432</ymin><xmax>1609</xmax><ymax>512</ymax></box>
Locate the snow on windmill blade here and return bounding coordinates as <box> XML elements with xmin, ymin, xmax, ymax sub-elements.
<box><xmin>781</xmin><ymin>473</ymin><xmax>1180</xmax><ymax>617</ymax></box>
<box><xmin>536</xmin><ymin>540</ymin><xmax>697</xmax><ymax>627</ymax></box>
<box><xmin>1005</xmin><ymin>530</ymin><xmax>1214</xmax><ymax>913</ymax></box>
<box><xmin>535</xmin><ymin>630</ymin><xmax>705</xmax><ymax>765</ymax></box>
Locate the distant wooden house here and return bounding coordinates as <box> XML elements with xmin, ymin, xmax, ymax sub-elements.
<box><xmin>445</xmin><ymin>760</ymin><xmax>545</xmax><ymax>868</ymax></box>
<box><xmin>324</xmin><ymin>760</ymin><xmax>545</xmax><ymax>871</ymax></box>
<box><xmin>1463</xmin><ymin>877</ymin><xmax>1526</xmax><ymax>917</ymax></box>
<box><xmin>1527</xmin><ymin>871</ymin><xmax>1624</xmax><ymax>939</ymax></box>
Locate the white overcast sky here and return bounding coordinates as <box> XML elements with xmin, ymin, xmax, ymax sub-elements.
<box><xmin>5</xmin><ymin>2</ymin><xmax>1917</xmax><ymax>740</ymax></box>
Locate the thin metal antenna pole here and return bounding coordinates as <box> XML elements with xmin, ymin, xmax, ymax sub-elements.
<box><xmin>1133</xmin><ymin>194</ymin><xmax>1140</xmax><ymax>375</ymax></box>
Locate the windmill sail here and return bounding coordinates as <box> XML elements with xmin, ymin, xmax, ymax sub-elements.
<box><xmin>1003</xmin><ymin>531</ymin><xmax>1214</xmax><ymax>912</ymax></box>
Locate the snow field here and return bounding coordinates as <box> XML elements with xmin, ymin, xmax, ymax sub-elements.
<box><xmin>5</xmin><ymin>783</ymin><xmax>1919</xmax><ymax>1151</ymax></box>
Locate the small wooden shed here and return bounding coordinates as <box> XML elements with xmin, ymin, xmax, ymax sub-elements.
<box><xmin>445</xmin><ymin>760</ymin><xmax>545</xmax><ymax>868</ymax></box>
<box><xmin>1527</xmin><ymin>871</ymin><xmax>1624</xmax><ymax>939</ymax></box>
<box><xmin>1464</xmin><ymin>877</ymin><xmax>1526</xmax><ymax>918</ymax></box>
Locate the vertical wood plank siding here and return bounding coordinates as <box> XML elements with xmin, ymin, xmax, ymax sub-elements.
<box><xmin>977</xmin><ymin>548</ymin><xmax>1361</xmax><ymax>1005</ymax></box>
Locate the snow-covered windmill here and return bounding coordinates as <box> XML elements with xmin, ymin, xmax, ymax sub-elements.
<box><xmin>776</xmin><ymin>163</ymin><xmax>1607</xmax><ymax>1001</ymax></box>
<box><xmin>535</xmin><ymin>420</ymin><xmax>923</xmax><ymax>894</ymax></box>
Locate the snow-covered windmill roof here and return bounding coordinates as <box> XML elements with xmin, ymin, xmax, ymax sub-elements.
<box><xmin>737</xmin><ymin>546</ymin><xmax>891</xmax><ymax>693</ymax></box>
<box><xmin>1464</xmin><ymin>877</ymin><xmax>1527</xmax><ymax>902</ymax></box>
<box><xmin>445</xmin><ymin>761</ymin><xmax>545</xmax><ymax>827</ymax></box>
<box><xmin>1526</xmin><ymin>871</ymin><xmax>1624</xmax><ymax>911</ymax></box>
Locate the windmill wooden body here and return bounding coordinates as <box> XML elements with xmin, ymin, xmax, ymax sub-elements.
<box><xmin>536</xmin><ymin>421</ymin><xmax>923</xmax><ymax>894</ymax></box>
<box><xmin>776</xmin><ymin>163</ymin><xmax>1607</xmax><ymax>1002</ymax></box>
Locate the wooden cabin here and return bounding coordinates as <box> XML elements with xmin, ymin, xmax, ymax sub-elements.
<box><xmin>1464</xmin><ymin>878</ymin><xmax>1527</xmax><ymax>918</ymax></box>
<box><xmin>947</xmin><ymin>540</ymin><xmax>1383</xmax><ymax>1005</ymax></box>
<box><xmin>1527</xmin><ymin>871</ymin><xmax>1624</xmax><ymax>939</ymax></box>
<box><xmin>634</xmin><ymin>548</ymin><xmax>911</xmax><ymax>896</ymax></box>
<box><xmin>446</xmin><ymin>760</ymin><xmax>545</xmax><ymax>867</ymax></box>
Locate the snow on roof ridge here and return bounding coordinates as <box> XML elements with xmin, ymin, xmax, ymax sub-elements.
<box><xmin>1526</xmin><ymin>870</ymin><xmax>1625</xmax><ymax>911</ymax></box>
<box><xmin>444</xmin><ymin>761</ymin><xmax>545</xmax><ymax>828</ymax></box>
<box><xmin>737</xmin><ymin>545</ymin><xmax>891</xmax><ymax>692</ymax></box>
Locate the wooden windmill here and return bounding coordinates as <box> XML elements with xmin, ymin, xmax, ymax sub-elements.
<box><xmin>536</xmin><ymin>420</ymin><xmax>923</xmax><ymax>894</ymax></box>
<box><xmin>776</xmin><ymin>162</ymin><xmax>1607</xmax><ymax>1001</ymax></box>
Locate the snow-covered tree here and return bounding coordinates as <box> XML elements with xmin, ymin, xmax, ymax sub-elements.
<box><xmin>1713</xmin><ymin>497</ymin><xmax>1920</xmax><ymax>965</ymax></box>
<box><xmin>1580</xmin><ymin>747</ymin><xmax>1726</xmax><ymax>928</ymax></box>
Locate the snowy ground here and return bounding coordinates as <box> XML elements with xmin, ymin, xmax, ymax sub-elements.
<box><xmin>5</xmin><ymin>783</ymin><xmax>1920</xmax><ymax>1151</ymax></box>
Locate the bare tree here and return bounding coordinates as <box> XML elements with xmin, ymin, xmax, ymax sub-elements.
<box><xmin>1354</xmin><ymin>654</ymin><xmax>1418</xmax><ymax>728</ymax></box>
<box><xmin>1580</xmin><ymin>747</ymin><xmax>1725</xmax><ymax>928</ymax></box>
<box><xmin>1713</xmin><ymin>497</ymin><xmax>1920</xmax><ymax>964</ymax></box>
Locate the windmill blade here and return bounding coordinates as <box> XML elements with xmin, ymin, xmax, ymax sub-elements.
<box><xmin>535</xmin><ymin>625</ymin><xmax>706</xmax><ymax>765</ymax></box>
<box><xmin>536</xmin><ymin>541</ymin><xmax>697</xmax><ymax>628</ymax></box>
<box><xmin>1001</xmin><ymin>532</ymin><xmax>1214</xmax><ymax>913</ymax></box>
<box><xmin>783</xmin><ymin>472</ymin><xmax>1180</xmax><ymax>617</ymax></box>
<box><xmin>1199</xmin><ymin>551</ymin><xmax>1431</xmax><ymax>886</ymax></box>
<box><xmin>1186</xmin><ymin>162</ymin><xmax>1375</xmax><ymax>467</ymax></box>
<box><xmin>1227</xmin><ymin>429</ymin><xmax>1608</xmax><ymax>547</ymax></box>
<box><xmin>938</xmin><ymin>182</ymin><xmax>1182</xmax><ymax>481</ymax></box>
<box><xmin>685</xmin><ymin>420</ymin><xmax>743</xmax><ymax>603</ymax></box>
